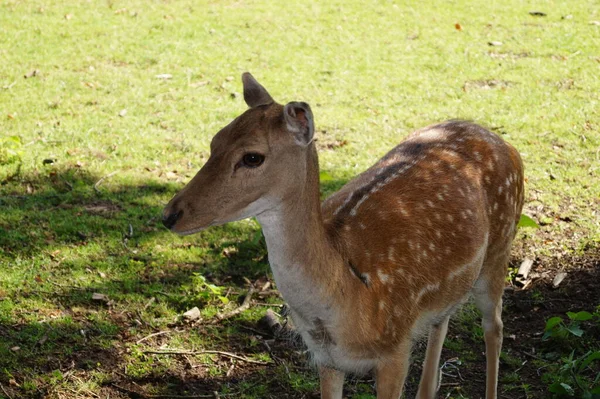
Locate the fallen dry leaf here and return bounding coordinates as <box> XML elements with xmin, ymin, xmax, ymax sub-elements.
<box><xmin>92</xmin><ymin>293</ymin><xmax>109</xmax><ymax>301</ymax></box>
<box><xmin>190</xmin><ymin>80</ymin><xmax>209</xmax><ymax>88</ymax></box>
<box><xmin>24</xmin><ymin>69</ymin><xmax>40</xmax><ymax>78</ymax></box>
<box><xmin>165</xmin><ymin>171</ymin><xmax>178</xmax><ymax>180</ymax></box>
<box><xmin>455</xmin><ymin>23</ymin><xmax>463</xmax><ymax>31</ymax></box>
<box><xmin>183</xmin><ymin>307</ymin><xmax>201</xmax><ymax>321</ymax></box>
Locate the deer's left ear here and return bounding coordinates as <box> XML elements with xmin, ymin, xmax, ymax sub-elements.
<box><xmin>284</xmin><ymin>102</ymin><xmax>314</xmax><ymax>146</ymax></box>
<box><xmin>242</xmin><ymin>72</ymin><xmax>274</xmax><ymax>108</ymax></box>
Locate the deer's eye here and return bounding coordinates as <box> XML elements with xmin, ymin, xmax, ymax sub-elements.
<box><xmin>241</xmin><ymin>153</ymin><xmax>265</xmax><ymax>168</ymax></box>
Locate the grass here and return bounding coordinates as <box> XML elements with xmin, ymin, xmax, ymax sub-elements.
<box><xmin>1</xmin><ymin>0</ymin><xmax>599</xmax><ymax>398</ymax></box>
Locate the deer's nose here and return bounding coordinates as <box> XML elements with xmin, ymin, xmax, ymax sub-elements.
<box><xmin>162</xmin><ymin>210</ymin><xmax>183</xmax><ymax>230</ymax></box>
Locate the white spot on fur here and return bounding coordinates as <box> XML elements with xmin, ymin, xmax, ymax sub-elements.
<box><xmin>377</xmin><ymin>269</ymin><xmax>390</xmax><ymax>283</ymax></box>
<box><xmin>399</xmin><ymin>206</ymin><xmax>409</xmax><ymax>217</ymax></box>
<box><xmin>446</xmin><ymin>214</ymin><xmax>454</xmax><ymax>222</ymax></box>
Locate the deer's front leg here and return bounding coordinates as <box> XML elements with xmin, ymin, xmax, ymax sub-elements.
<box><xmin>319</xmin><ymin>366</ymin><xmax>345</xmax><ymax>399</ymax></box>
<box><xmin>416</xmin><ymin>316</ymin><xmax>450</xmax><ymax>398</ymax></box>
<box><xmin>375</xmin><ymin>346</ymin><xmax>411</xmax><ymax>399</ymax></box>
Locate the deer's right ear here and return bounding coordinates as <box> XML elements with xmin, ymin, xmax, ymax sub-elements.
<box><xmin>284</xmin><ymin>102</ymin><xmax>315</xmax><ymax>146</ymax></box>
<box><xmin>242</xmin><ymin>72</ymin><xmax>274</xmax><ymax>108</ymax></box>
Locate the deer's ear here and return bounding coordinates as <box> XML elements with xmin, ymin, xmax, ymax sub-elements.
<box><xmin>284</xmin><ymin>102</ymin><xmax>314</xmax><ymax>146</ymax></box>
<box><xmin>242</xmin><ymin>72</ymin><xmax>274</xmax><ymax>108</ymax></box>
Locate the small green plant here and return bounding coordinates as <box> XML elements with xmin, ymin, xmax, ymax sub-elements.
<box><xmin>0</xmin><ymin>135</ymin><xmax>23</xmax><ymax>180</ymax></box>
<box><xmin>0</xmin><ymin>135</ymin><xmax>22</xmax><ymax>165</ymax></box>
<box><xmin>191</xmin><ymin>273</ymin><xmax>230</xmax><ymax>305</ymax></box>
<box><xmin>543</xmin><ymin>311</ymin><xmax>595</xmax><ymax>341</ymax></box>
<box><xmin>542</xmin><ymin>311</ymin><xmax>600</xmax><ymax>398</ymax></box>
<box><xmin>546</xmin><ymin>350</ymin><xmax>600</xmax><ymax>398</ymax></box>
<box><xmin>517</xmin><ymin>214</ymin><xmax>540</xmax><ymax>229</ymax></box>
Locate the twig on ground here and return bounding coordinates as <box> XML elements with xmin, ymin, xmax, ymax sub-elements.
<box><xmin>519</xmin><ymin>350</ymin><xmax>544</xmax><ymax>361</ymax></box>
<box><xmin>237</xmin><ymin>324</ymin><xmax>271</xmax><ymax>336</ymax></box>
<box><xmin>143</xmin><ymin>349</ymin><xmax>268</xmax><ymax>365</ymax></box>
<box><xmin>136</xmin><ymin>330</ymin><xmax>171</xmax><ymax>344</ymax></box>
<box><xmin>93</xmin><ymin>171</ymin><xmax>118</xmax><ymax>193</ymax></box>
<box><xmin>0</xmin><ymin>383</ymin><xmax>14</xmax><ymax>399</ymax></box>
<box><xmin>47</xmin><ymin>279</ymin><xmax>85</xmax><ymax>290</ymax></box>
<box><xmin>210</xmin><ymin>284</ymin><xmax>257</xmax><ymax>323</ymax></box>
<box><xmin>254</xmin><ymin>302</ymin><xmax>283</xmax><ymax>308</ymax></box>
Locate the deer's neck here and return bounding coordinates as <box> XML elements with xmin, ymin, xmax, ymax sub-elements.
<box><xmin>256</xmin><ymin>146</ymin><xmax>346</xmax><ymax>323</ymax></box>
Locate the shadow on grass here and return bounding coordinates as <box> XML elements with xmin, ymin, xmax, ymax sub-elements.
<box><xmin>0</xmin><ymin>166</ymin><xmax>352</xmax><ymax>397</ymax></box>
<box><xmin>0</xmin><ymin>165</ymin><xmax>348</xmax><ymax>259</ymax></box>
<box><xmin>0</xmin><ymin>165</ymin><xmax>349</xmax><ymax>308</ymax></box>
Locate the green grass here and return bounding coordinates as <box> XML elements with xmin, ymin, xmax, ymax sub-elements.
<box><xmin>1</xmin><ymin>0</ymin><xmax>599</xmax><ymax>397</ymax></box>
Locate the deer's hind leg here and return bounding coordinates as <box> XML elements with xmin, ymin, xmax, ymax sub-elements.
<box><xmin>472</xmin><ymin>254</ymin><xmax>508</xmax><ymax>399</ymax></box>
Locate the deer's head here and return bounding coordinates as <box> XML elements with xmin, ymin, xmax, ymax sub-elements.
<box><xmin>162</xmin><ymin>73</ymin><xmax>316</xmax><ymax>235</ymax></box>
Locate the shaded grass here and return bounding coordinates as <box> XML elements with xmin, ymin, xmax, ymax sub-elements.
<box><xmin>1</xmin><ymin>0</ymin><xmax>599</xmax><ymax>397</ymax></box>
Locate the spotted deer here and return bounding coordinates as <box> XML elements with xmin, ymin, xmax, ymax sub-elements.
<box><xmin>163</xmin><ymin>73</ymin><xmax>525</xmax><ymax>399</ymax></box>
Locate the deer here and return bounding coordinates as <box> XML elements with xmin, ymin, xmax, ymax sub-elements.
<box><xmin>162</xmin><ymin>72</ymin><xmax>525</xmax><ymax>399</ymax></box>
